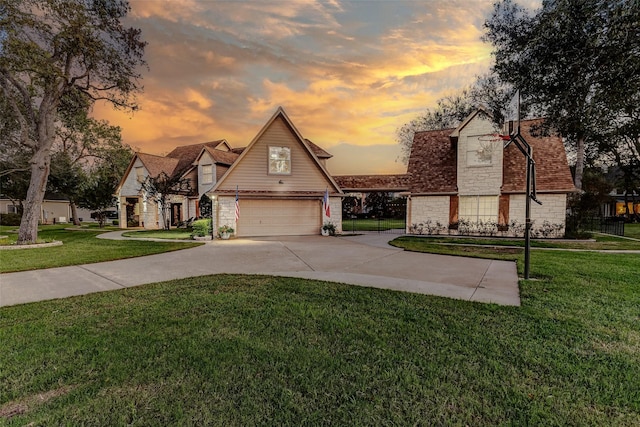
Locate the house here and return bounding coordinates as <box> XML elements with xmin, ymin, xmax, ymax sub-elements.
<box><xmin>0</xmin><ymin>195</ymin><xmax>96</xmax><ymax>224</ymax></box>
<box><xmin>115</xmin><ymin>107</ymin><xmax>343</xmax><ymax>236</ymax></box>
<box><xmin>116</xmin><ymin>139</ymin><xmax>237</xmax><ymax>228</ymax></box>
<box><xmin>209</xmin><ymin>107</ymin><xmax>342</xmax><ymax>237</ymax></box>
<box><xmin>406</xmin><ymin>109</ymin><xmax>576</xmax><ymax>236</ymax></box>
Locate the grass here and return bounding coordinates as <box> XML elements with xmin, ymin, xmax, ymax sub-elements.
<box><xmin>624</xmin><ymin>223</ymin><xmax>640</xmax><ymax>239</ymax></box>
<box><xmin>390</xmin><ymin>231</ymin><xmax>640</xmax><ymax>253</ymax></box>
<box><xmin>1</xmin><ymin>255</ymin><xmax>639</xmax><ymax>425</ymax></box>
<box><xmin>0</xmin><ymin>225</ymin><xmax>200</xmax><ymax>273</ymax></box>
<box><xmin>342</xmin><ymin>218</ymin><xmax>405</xmax><ymax>232</ymax></box>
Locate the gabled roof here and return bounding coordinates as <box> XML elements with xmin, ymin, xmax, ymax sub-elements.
<box><xmin>137</xmin><ymin>153</ymin><xmax>180</xmax><ymax>178</ymax></box>
<box><xmin>406</xmin><ymin>118</ymin><xmax>576</xmax><ymax>194</ymax></box>
<box><xmin>502</xmin><ymin>119</ymin><xmax>576</xmax><ymax>193</ymax></box>
<box><xmin>334</xmin><ymin>174</ymin><xmax>410</xmax><ymax>192</ymax></box>
<box><xmin>449</xmin><ymin>107</ymin><xmax>493</xmax><ymax>138</ymax></box>
<box><xmin>212</xmin><ymin>106</ymin><xmax>342</xmax><ymax>194</ymax></box>
<box><xmin>407</xmin><ymin>128</ymin><xmax>458</xmax><ymax>194</ymax></box>
<box><xmin>201</xmin><ymin>145</ymin><xmax>240</xmax><ymax>166</ymax></box>
<box><xmin>166</xmin><ymin>140</ymin><xmax>228</xmax><ymax>174</ymax></box>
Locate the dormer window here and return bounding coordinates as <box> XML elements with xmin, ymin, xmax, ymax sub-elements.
<box><xmin>202</xmin><ymin>164</ymin><xmax>213</xmax><ymax>184</ymax></box>
<box><xmin>269</xmin><ymin>146</ymin><xmax>291</xmax><ymax>175</ymax></box>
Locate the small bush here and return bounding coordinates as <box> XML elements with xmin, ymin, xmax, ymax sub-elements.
<box><xmin>0</xmin><ymin>213</ymin><xmax>21</xmax><ymax>226</ymax></box>
<box><xmin>191</xmin><ymin>219</ymin><xmax>212</xmax><ymax>237</ymax></box>
<box><xmin>112</xmin><ymin>220</ymin><xmax>119</xmax><ymax>226</ymax></box>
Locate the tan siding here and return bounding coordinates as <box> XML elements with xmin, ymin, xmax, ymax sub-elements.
<box><xmin>218</xmin><ymin>117</ymin><xmax>332</xmax><ymax>192</ymax></box>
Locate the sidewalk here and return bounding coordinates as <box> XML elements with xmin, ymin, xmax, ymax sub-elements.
<box><xmin>0</xmin><ymin>233</ymin><xmax>520</xmax><ymax>307</ymax></box>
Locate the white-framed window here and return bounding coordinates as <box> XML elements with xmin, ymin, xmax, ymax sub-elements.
<box><xmin>135</xmin><ymin>166</ymin><xmax>145</xmax><ymax>183</ymax></box>
<box><xmin>268</xmin><ymin>146</ymin><xmax>291</xmax><ymax>175</ymax></box>
<box><xmin>459</xmin><ymin>195</ymin><xmax>498</xmax><ymax>222</ymax></box>
<box><xmin>202</xmin><ymin>164</ymin><xmax>213</xmax><ymax>184</ymax></box>
<box><xmin>7</xmin><ymin>204</ymin><xmax>18</xmax><ymax>214</ymax></box>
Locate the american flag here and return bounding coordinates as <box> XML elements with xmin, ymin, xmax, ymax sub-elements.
<box><xmin>235</xmin><ymin>186</ymin><xmax>240</xmax><ymax>221</ymax></box>
<box><xmin>323</xmin><ymin>188</ymin><xmax>331</xmax><ymax>217</ymax></box>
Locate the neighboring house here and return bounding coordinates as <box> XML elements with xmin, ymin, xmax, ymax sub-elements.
<box><xmin>0</xmin><ymin>195</ymin><xmax>95</xmax><ymax>224</ymax></box>
<box><xmin>116</xmin><ymin>107</ymin><xmax>343</xmax><ymax>236</ymax></box>
<box><xmin>406</xmin><ymin>109</ymin><xmax>576</xmax><ymax>236</ymax></box>
<box><xmin>116</xmin><ymin>139</ymin><xmax>237</xmax><ymax>228</ymax></box>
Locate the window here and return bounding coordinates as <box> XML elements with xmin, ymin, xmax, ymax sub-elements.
<box><xmin>135</xmin><ymin>166</ymin><xmax>145</xmax><ymax>183</ymax></box>
<box><xmin>202</xmin><ymin>164</ymin><xmax>213</xmax><ymax>184</ymax></box>
<box><xmin>459</xmin><ymin>195</ymin><xmax>498</xmax><ymax>222</ymax></box>
<box><xmin>466</xmin><ymin>135</ymin><xmax>496</xmax><ymax>166</ymax></box>
<box><xmin>7</xmin><ymin>205</ymin><xmax>18</xmax><ymax>214</ymax></box>
<box><xmin>269</xmin><ymin>146</ymin><xmax>291</xmax><ymax>175</ymax></box>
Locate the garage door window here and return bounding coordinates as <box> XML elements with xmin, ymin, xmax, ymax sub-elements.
<box><xmin>269</xmin><ymin>146</ymin><xmax>291</xmax><ymax>175</ymax></box>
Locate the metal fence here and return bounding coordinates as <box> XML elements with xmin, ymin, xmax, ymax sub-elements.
<box><xmin>566</xmin><ymin>215</ymin><xmax>625</xmax><ymax>237</ymax></box>
<box><xmin>342</xmin><ymin>202</ymin><xmax>407</xmax><ymax>234</ymax></box>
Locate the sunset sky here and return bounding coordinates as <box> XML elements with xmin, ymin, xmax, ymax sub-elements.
<box><xmin>93</xmin><ymin>0</ymin><xmax>539</xmax><ymax>175</ymax></box>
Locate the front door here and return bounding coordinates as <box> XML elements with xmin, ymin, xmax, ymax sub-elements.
<box><xmin>171</xmin><ymin>203</ymin><xmax>182</xmax><ymax>227</ymax></box>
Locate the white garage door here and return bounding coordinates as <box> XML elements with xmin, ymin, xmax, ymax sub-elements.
<box><xmin>238</xmin><ymin>199</ymin><xmax>321</xmax><ymax>237</ymax></box>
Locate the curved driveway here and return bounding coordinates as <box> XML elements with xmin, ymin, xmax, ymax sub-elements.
<box><xmin>0</xmin><ymin>233</ymin><xmax>519</xmax><ymax>307</ymax></box>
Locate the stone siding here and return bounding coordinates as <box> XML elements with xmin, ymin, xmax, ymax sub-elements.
<box><xmin>409</xmin><ymin>196</ymin><xmax>450</xmax><ymax>234</ymax></box>
<box><xmin>508</xmin><ymin>193</ymin><xmax>567</xmax><ymax>234</ymax></box>
<box><xmin>215</xmin><ymin>196</ymin><xmax>238</xmax><ymax>235</ymax></box>
<box><xmin>325</xmin><ymin>197</ymin><xmax>343</xmax><ymax>233</ymax></box>
<box><xmin>457</xmin><ymin>115</ymin><xmax>503</xmax><ymax>196</ymax></box>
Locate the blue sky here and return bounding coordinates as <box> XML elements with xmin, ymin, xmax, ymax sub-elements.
<box><xmin>94</xmin><ymin>0</ymin><xmax>540</xmax><ymax>174</ymax></box>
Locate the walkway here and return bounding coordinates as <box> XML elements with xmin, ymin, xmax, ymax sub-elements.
<box><xmin>0</xmin><ymin>232</ymin><xmax>520</xmax><ymax>307</ymax></box>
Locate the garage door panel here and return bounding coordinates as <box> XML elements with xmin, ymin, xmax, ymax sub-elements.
<box><xmin>238</xmin><ymin>199</ymin><xmax>321</xmax><ymax>237</ymax></box>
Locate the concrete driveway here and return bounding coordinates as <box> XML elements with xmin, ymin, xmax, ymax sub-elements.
<box><xmin>0</xmin><ymin>233</ymin><xmax>520</xmax><ymax>307</ymax></box>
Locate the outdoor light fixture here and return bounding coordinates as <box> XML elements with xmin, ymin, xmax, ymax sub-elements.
<box><xmin>278</xmin><ymin>180</ymin><xmax>284</xmax><ymax>184</ymax></box>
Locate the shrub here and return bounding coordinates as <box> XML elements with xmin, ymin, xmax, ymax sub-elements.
<box><xmin>0</xmin><ymin>213</ymin><xmax>22</xmax><ymax>226</ymax></box>
<box><xmin>112</xmin><ymin>220</ymin><xmax>119</xmax><ymax>226</ymax></box>
<box><xmin>191</xmin><ymin>219</ymin><xmax>212</xmax><ymax>237</ymax></box>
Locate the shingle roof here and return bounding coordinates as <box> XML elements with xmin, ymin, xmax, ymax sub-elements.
<box><xmin>334</xmin><ymin>174</ymin><xmax>410</xmax><ymax>192</ymax></box>
<box><xmin>502</xmin><ymin>119</ymin><xmax>576</xmax><ymax>193</ymax></box>
<box><xmin>137</xmin><ymin>153</ymin><xmax>180</xmax><ymax>179</ymax></box>
<box><xmin>203</xmin><ymin>146</ymin><xmax>240</xmax><ymax>166</ymax></box>
<box><xmin>407</xmin><ymin>128</ymin><xmax>458</xmax><ymax>194</ymax></box>
<box><xmin>305</xmin><ymin>139</ymin><xmax>333</xmax><ymax>158</ymax></box>
<box><xmin>166</xmin><ymin>140</ymin><xmax>226</xmax><ymax>174</ymax></box>
<box><xmin>405</xmin><ymin>120</ymin><xmax>575</xmax><ymax>194</ymax></box>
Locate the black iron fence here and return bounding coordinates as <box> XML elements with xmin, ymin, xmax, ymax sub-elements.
<box><xmin>566</xmin><ymin>215</ymin><xmax>625</xmax><ymax>237</ymax></box>
<box><xmin>342</xmin><ymin>202</ymin><xmax>407</xmax><ymax>234</ymax></box>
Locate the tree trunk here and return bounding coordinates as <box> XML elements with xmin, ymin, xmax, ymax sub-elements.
<box><xmin>17</xmin><ymin>147</ymin><xmax>51</xmax><ymax>244</ymax></box>
<box><xmin>17</xmin><ymin>89</ymin><xmax>59</xmax><ymax>244</ymax></box>
<box><xmin>70</xmin><ymin>201</ymin><xmax>80</xmax><ymax>226</ymax></box>
<box><xmin>574</xmin><ymin>136</ymin><xmax>585</xmax><ymax>190</ymax></box>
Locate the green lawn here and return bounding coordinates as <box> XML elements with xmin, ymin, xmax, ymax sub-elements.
<box><xmin>624</xmin><ymin>223</ymin><xmax>640</xmax><ymax>239</ymax></box>
<box><xmin>0</xmin><ymin>225</ymin><xmax>200</xmax><ymax>273</ymax></box>
<box><xmin>342</xmin><ymin>218</ymin><xmax>405</xmax><ymax>232</ymax></box>
<box><xmin>1</xmin><ymin>250</ymin><xmax>639</xmax><ymax>424</ymax></box>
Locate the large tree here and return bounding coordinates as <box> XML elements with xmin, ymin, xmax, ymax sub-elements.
<box><xmin>483</xmin><ymin>0</ymin><xmax>640</xmax><ymax>190</ymax></box>
<box><xmin>0</xmin><ymin>0</ymin><xmax>145</xmax><ymax>244</ymax></box>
